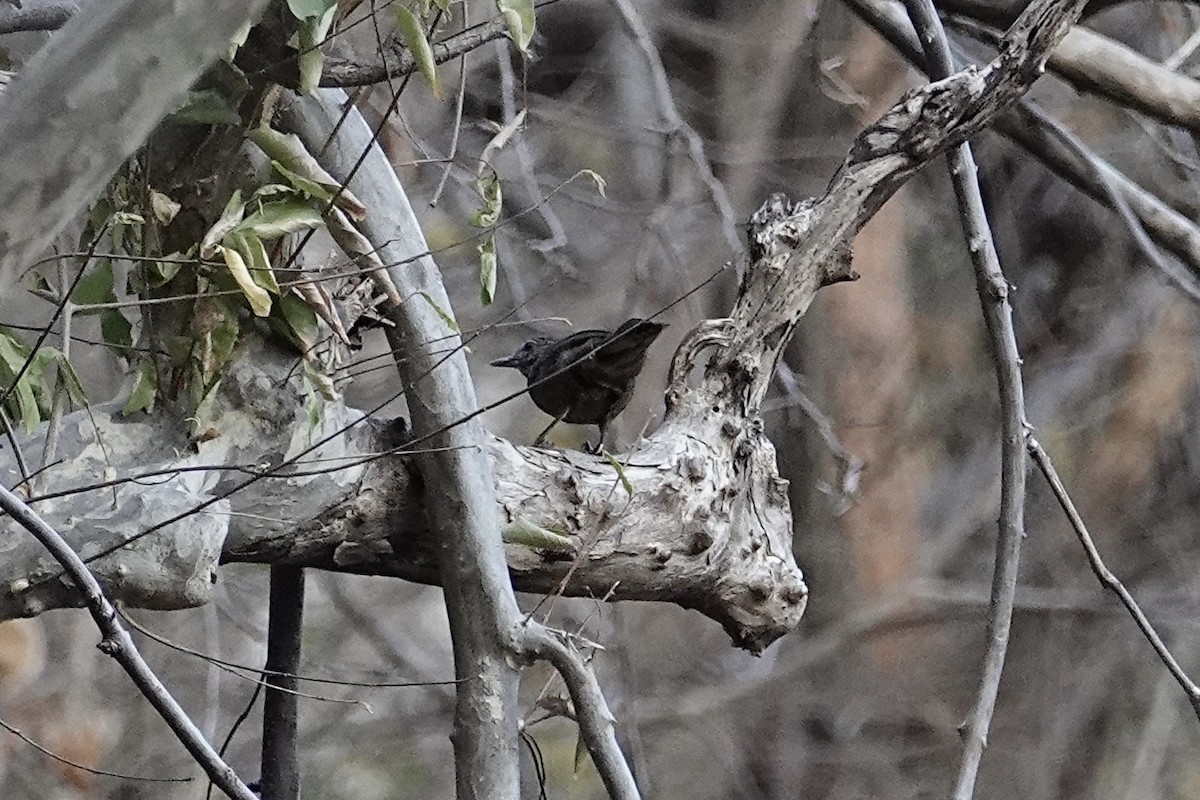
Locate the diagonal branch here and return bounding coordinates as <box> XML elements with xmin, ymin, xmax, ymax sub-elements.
<box><xmin>1029</xmin><ymin>439</ymin><xmax>1200</xmax><ymax>721</ymax></box>
<box><xmin>0</xmin><ymin>484</ymin><xmax>257</xmax><ymax>800</ymax></box>
<box><xmin>518</xmin><ymin>623</ymin><xmax>640</xmax><ymax>800</ymax></box>
<box><xmin>844</xmin><ymin>0</ymin><xmax>1200</xmax><ymax>278</ymax></box>
<box><xmin>281</xmin><ymin>87</ymin><xmax>529</xmax><ymax>799</ymax></box>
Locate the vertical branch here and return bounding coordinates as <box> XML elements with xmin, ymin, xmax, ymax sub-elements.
<box><xmin>897</xmin><ymin>1</ymin><xmax>1030</xmax><ymax>797</ymax></box>
<box><xmin>282</xmin><ymin>90</ymin><xmax>526</xmax><ymax>799</ymax></box>
<box><xmin>260</xmin><ymin>565</ymin><xmax>305</xmax><ymax>800</ymax></box>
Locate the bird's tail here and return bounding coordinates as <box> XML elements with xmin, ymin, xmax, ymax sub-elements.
<box><xmin>593</xmin><ymin>319</ymin><xmax>665</xmax><ymax>381</ymax></box>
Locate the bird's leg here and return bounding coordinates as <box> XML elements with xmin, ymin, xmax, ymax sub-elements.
<box><xmin>533</xmin><ymin>411</ymin><xmax>569</xmax><ymax>448</ymax></box>
<box><xmin>586</xmin><ymin>421</ymin><xmax>611</xmax><ymax>455</ymax></box>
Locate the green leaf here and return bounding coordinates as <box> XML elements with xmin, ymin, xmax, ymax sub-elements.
<box><xmin>209</xmin><ymin>307</ymin><xmax>240</xmax><ymax>370</ymax></box>
<box><xmin>226</xmin><ymin>231</ymin><xmax>280</xmax><ymax>296</ymax></box>
<box><xmin>100</xmin><ymin>310</ymin><xmax>134</xmax><ymax>355</ymax></box>
<box><xmin>21</xmin><ymin>270</ymin><xmax>55</xmax><ymax>302</ymax></box>
<box><xmin>300</xmin><ymin>371</ymin><xmax>324</xmax><ymax>436</ymax></box>
<box><xmin>122</xmin><ymin>359</ymin><xmax>157</xmax><ymax>415</ymax></box>
<box><xmin>164</xmin><ymin>336</ymin><xmax>194</xmax><ymax>366</ymax></box>
<box><xmin>302</xmin><ymin>358</ymin><xmax>339</xmax><ymax>401</ymax></box>
<box><xmin>220</xmin><ymin>245</ymin><xmax>272</xmax><ymax>317</ymax></box>
<box><xmin>225</xmin><ymin>20</ymin><xmax>254</xmax><ymax>62</ymax></box>
<box><xmin>190</xmin><ymin>377</ymin><xmax>223</xmax><ymax>438</ymax></box>
<box><xmin>500</xmin><ymin>518</ymin><xmax>576</xmax><ymax>553</ymax></box>
<box><xmin>25</xmin><ymin>347</ymin><xmax>58</xmax><ymax>411</ymax></box>
<box><xmin>0</xmin><ymin>335</ymin><xmax>64</xmax><ymax>431</ymax></box>
<box><xmin>110</xmin><ymin>211</ymin><xmax>145</xmax><ymax>226</ymax></box>
<box><xmin>603</xmin><ymin>451</ymin><xmax>634</xmax><ymax>495</ymax></box>
<box><xmin>71</xmin><ymin>260</ymin><xmax>117</xmax><ymax>309</ymax></box>
<box><xmin>234</xmin><ymin>199</ymin><xmax>323</xmax><ymax>240</ymax></box>
<box><xmin>53</xmin><ymin>354</ymin><xmax>88</xmax><ymax>408</ymax></box>
<box><xmin>417</xmin><ymin>291</ymin><xmax>460</xmax><ymax>333</ymax></box>
<box><xmin>496</xmin><ymin>0</ymin><xmax>535</xmax><ymax>53</ymax></box>
<box><xmin>471</xmin><ymin>171</ymin><xmax>502</xmax><ymax>228</ymax></box>
<box><xmin>478</xmin><ymin>234</ymin><xmax>497</xmax><ymax>305</ymax></box>
<box><xmin>249</xmin><ymin>183</ymin><xmax>302</xmax><ymax>202</ymax></box>
<box><xmin>148</xmin><ymin>190</ymin><xmax>182</xmax><ymax>225</ymax></box>
<box><xmin>269</xmin><ymin>161</ymin><xmax>335</xmax><ymax>202</ymax></box>
<box><xmin>143</xmin><ymin>255</ymin><xmax>183</xmax><ymax>289</ymax></box>
<box><xmin>286</xmin><ymin>0</ymin><xmax>335</xmax><ymax>18</ymax></box>
<box><xmin>296</xmin><ymin>17</ymin><xmax>327</xmax><ymax>96</ymax></box>
<box><xmin>574</xmin><ymin>731</ymin><xmax>587</xmax><ymax>775</ymax></box>
<box><xmin>396</xmin><ymin>6</ymin><xmax>441</xmax><ymax>99</ymax></box>
<box><xmin>248</xmin><ymin>127</ymin><xmax>367</xmax><ymax>219</ymax></box>
<box><xmin>171</xmin><ymin>88</ymin><xmax>243</xmax><ymax>126</ymax></box>
<box><xmin>0</xmin><ymin>331</ymin><xmax>42</xmax><ymax>432</ymax></box>
<box><xmin>200</xmin><ymin>190</ymin><xmax>245</xmax><ymax>258</ymax></box>
<box><xmin>580</xmin><ymin>168</ymin><xmax>607</xmax><ymax>198</ymax></box>
<box><xmin>287</xmin><ymin>0</ymin><xmax>336</xmax><ymax>94</ymax></box>
<box><xmin>279</xmin><ymin>291</ymin><xmax>320</xmax><ymax>353</ymax></box>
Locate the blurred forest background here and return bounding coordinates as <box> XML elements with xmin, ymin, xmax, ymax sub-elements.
<box><xmin>4</xmin><ymin>0</ymin><xmax>1200</xmax><ymax>798</ymax></box>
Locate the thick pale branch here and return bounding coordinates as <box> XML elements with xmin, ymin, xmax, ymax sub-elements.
<box><xmin>661</xmin><ymin>0</ymin><xmax>1088</xmax><ymax>424</ymax></box>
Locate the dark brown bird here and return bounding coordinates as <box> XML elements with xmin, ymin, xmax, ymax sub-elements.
<box><xmin>491</xmin><ymin>318</ymin><xmax>665</xmax><ymax>449</ymax></box>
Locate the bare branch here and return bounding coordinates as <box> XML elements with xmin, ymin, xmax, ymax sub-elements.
<box><xmin>1028</xmin><ymin>438</ymin><xmax>1200</xmax><ymax>721</ymax></box>
<box><xmin>895</xmin><ymin>0</ymin><xmax>1031</xmax><ymax>795</ymax></box>
<box><xmin>260</xmin><ymin>566</ymin><xmax>305</xmax><ymax>800</ymax></box>
<box><xmin>952</xmin><ymin>15</ymin><xmax>1200</xmax><ymax>136</ymax></box>
<box><xmin>518</xmin><ymin>623</ymin><xmax>641</xmax><ymax>800</ymax></box>
<box><xmin>0</xmin><ymin>714</ymin><xmax>190</xmax><ymax>784</ymax></box>
<box><xmin>609</xmin><ymin>0</ymin><xmax>742</xmax><ymax>257</ymax></box>
<box><xmin>0</xmin><ymin>484</ymin><xmax>257</xmax><ymax>800</ymax></box>
<box><xmin>0</xmin><ymin>0</ymin><xmax>77</xmax><ymax>35</ymax></box>
<box><xmin>281</xmin><ymin>88</ymin><xmax>529</xmax><ymax>799</ymax></box>
<box><xmin>842</xmin><ymin>0</ymin><xmax>1200</xmax><ymax>280</ymax></box>
<box><xmin>319</xmin><ymin>15</ymin><xmax>512</xmax><ymax>88</ymax></box>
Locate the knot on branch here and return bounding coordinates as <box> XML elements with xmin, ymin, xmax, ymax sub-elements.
<box><xmin>850</xmin><ymin>69</ymin><xmax>985</xmax><ymax>164</ymax></box>
<box><xmin>747</xmin><ymin>192</ymin><xmax>806</xmax><ymax>263</ymax></box>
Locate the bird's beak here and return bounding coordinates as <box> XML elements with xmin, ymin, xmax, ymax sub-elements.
<box><xmin>490</xmin><ymin>355</ymin><xmax>521</xmax><ymax>368</ymax></box>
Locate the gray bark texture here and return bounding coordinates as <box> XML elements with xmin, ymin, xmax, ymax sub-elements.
<box><xmin>281</xmin><ymin>89</ymin><xmax>526</xmax><ymax>800</ymax></box>
<box><xmin>0</xmin><ymin>0</ymin><xmax>1088</xmax><ymax>660</ymax></box>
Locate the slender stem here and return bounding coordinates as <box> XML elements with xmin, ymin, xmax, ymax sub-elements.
<box><xmin>1028</xmin><ymin>439</ymin><xmax>1200</xmax><ymax>721</ymax></box>
<box><xmin>521</xmin><ymin>623</ymin><xmax>641</xmax><ymax>800</ymax></box>
<box><xmin>0</xmin><ymin>483</ymin><xmax>257</xmax><ymax>800</ymax></box>
<box><xmin>897</xmin><ymin>0</ymin><xmax>1030</xmax><ymax>797</ymax></box>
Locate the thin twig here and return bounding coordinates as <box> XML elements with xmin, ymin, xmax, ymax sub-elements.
<box><xmin>0</xmin><ymin>483</ymin><xmax>257</xmax><ymax>800</ymax></box>
<box><xmin>0</xmin><ymin>714</ymin><xmax>191</xmax><ymax>783</ymax></box>
<box><xmin>897</xmin><ymin>0</ymin><xmax>1031</xmax><ymax>797</ymax></box>
<box><xmin>1028</xmin><ymin>438</ymin><xmax>1200</xmax><ymax>721</ymax></box>
<box><xmin>430</xmin><ymin>3</ymin><xmax>469</xmax><ymax>207</ymax></box>
<box><xmin>0</xmin><ymin>406</ymin><xmax>31</xmax><ymax>487</ymax></box>
<box><xmin>38</xmin><ymin>256</ymin><xmax>75</xmax><ymax>485</ymax></box>
<box><xmin>124</xmin><ymin>609</ymin><xmax>457</xmax><ymax>689</ymax></box>
<box><xmin>0</xmin><ymin>221</ymin><xmax>106</xmax><ymax>411</ymax></box>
